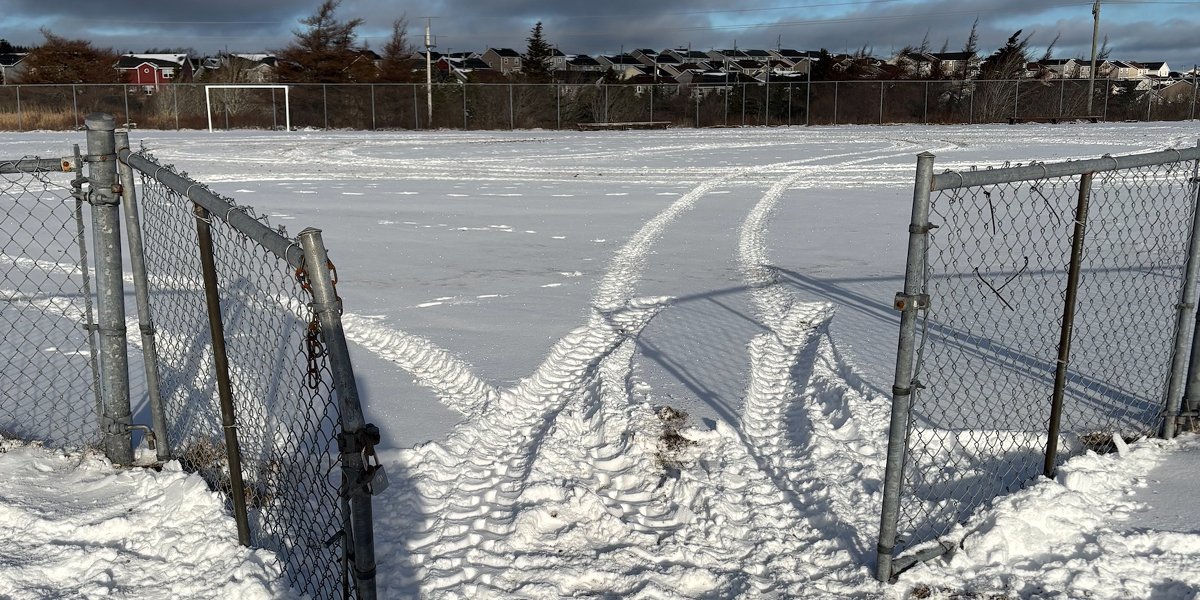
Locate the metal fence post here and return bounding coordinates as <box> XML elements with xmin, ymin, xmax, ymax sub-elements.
<box><xmin>370</xmin><ymin>84</ymin><xmax>376</xmax><ymax>131</ymax></box>
<box><xmin>509</xmin><ymin>83</ymin><xmax>515</xmax><ymax>130</ymax></box>
<box><xmin>1174</xmin><ymin>156</ymin><xmax>1200</xmax><ymax>435</ymax></box>
<box><xmin>114</xmin><ymin>131</ymin><xmax>171</xmax><ymax>462</ymax></box>
<box><xmin>72</xmin><ymin>85</ymin><xmax>79</xmax><ymax>128</ymax></box>
<box><xmin>556</xmin><ymin>84</ymin><xmax>561</xmax><ymax>130</ymax></box>
<box><xmin>1014</xmin><ymin>79</ymin><xmax>1020</xmax><ymax>120</ymax></box>
<box><xmin>174</xmin><ymin>86</ymin><xmax>180</xmax><ymax>130</ymax></box>
<box><xmin>806</xmin><ymin>77</ymin><xmax>811</xmax><ymax>126</ymax></box>
<box><xmin>123</xmin><ymin>85</ymin><xmax>131</xmax><ymax>126</ymax></box>
<box><xmin>14</xmin><ymin>85</ymin><xmax>21</xmax><ymax>130</ymax></box>
<box><xmin>298</xmin><ymin>228</ymin><xmax>380</xmax><ymax>600</ymax></box>
<box><xmin>323</xmin><ymin>84</ymin><xmax>330</xmax><ymax>129</ymax></box>
<box><xmin>924</xmin><ymin>81</ymin><xmax>929</xmax><ymax>124</ymax></box>
<box><xmin>413</xmin><ymin>84</ymin><xmax>419</xmax><ymax>129</ymax></box>
<box><xmin>833</xmin><ymin>81</ymin><xmax>839</xmax><ymax>125</ymax></box>
<box><xmin>876</xmin><ymin>152</ymin><xmax>935</xmax><ymax>583</ymax></box>
<box><xmin>1163</xmin><ymin>158</ymin><xmax>1200</xmax><ymax>437</ymax></box>
<box><xmin>879</xmin><ymin>82</ymin><xmax>885</xmax><ymax>125</ymax></box>
<box><xmin>85</xmin><ymin>114</ymin><xmax>134</xmax><ymax>466</ymax></box>
<box><xmin>464</xmin><ymin>84</ymin><xmax>469</xmax><ymax>130</ymax></box>
<box><xmin>193</xmin><ymin>203</ymin><xmax>252</xmax><ymax>545</ymax></box>
<box><xmin>1044</xmin><ymin>172</ymin><xmax>1093</xmax><ymax>478</ymax></box>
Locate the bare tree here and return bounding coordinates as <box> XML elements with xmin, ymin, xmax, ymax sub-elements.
<box><xmin>17</xmin><ymin>29</ymin><xmax>120</xmax><ymax>84</ymax></box>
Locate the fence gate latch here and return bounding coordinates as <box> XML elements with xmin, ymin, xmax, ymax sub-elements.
<box><xmin>338</xmin><ymin>424</ymin><xmax>389</xmax><ymax>496</ymax></box>
<box><xmin>894</xmin><ymin>292</ymin><xmax>931</xmax><ymax>311</ymax></box>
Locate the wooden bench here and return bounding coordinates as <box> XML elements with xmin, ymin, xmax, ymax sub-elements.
<box><xmin>576</xmin><ymin>121</ymin><xmax>672</xmax><ymax>131</ymax></box>
<box><xmin>1008</xmin><ymin>115</ymin><xmax>1101</xmax><ymax>124</ymax></box>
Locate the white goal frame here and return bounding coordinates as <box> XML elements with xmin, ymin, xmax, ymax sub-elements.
<box><xmin>204</xmin><ymin>84</ymin><xmax>291</xmax><ymax>132</ymax></box>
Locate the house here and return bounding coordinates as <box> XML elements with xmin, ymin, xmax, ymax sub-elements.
<box><xmin>203</xmin><ymin>54</ymin><xmax>277</xmax><ymax>83</ymax></box>
<box><xmin>1106</xmin><ymin>60</ymin><xmax>1142</xmax><ymax>80</ymax></box>
<box><xmin>0</xmin><ymin>53</ymin><xmax>27</xmax><ymax>85</ymax></box>
<box><xmin>442</xmin><ymin>57</ymin><xmax>498</xmax><ymax>82</ymax></box>
<box><xmin>770</xmin><ymin>49</ymin><xmax>815</xmax><ymax>75</ymax></box>
<box><xmin>660</xmin><ymin>62</ymin><xmax>710</xmax><ymax>78</ymax></box>
<box><xmin>1138</xmin><ymin>61</ymin><xmax>1171</xmax><ymax>78</ymax></box>
<box><xmin>1037</xmin><ymin>58</ymin><xmax>1082</xmax><ymax>78</ymax></box>
<box><xmin>1158</xmin><ymin>78</ymin><xmax>1197</xmax><ymax>103</ymax></box>
<box><xmin>563</xmin><ymin>54</ymin><xmax>605</xmax><ymax>73</ymax></box>
<box><xmin>597</xmin><ymin>54</ymin><xmax>647</xmax><ymax>79</ymax></box>
<box><xmin>662</xmin><ymin>49</ymin><xmax>712</xmax><ymax>64</ymax></box>
<box><xmin>742</xmin><ymin>49</ymin><xmax>772</xmax><ymax>63</ymax></box>
<box><xmin>116</xmin><ymin>54</ymin><xmax>194</xmax><ymax>92</ymax></box>
<box><xmin>706</xmin><ymin>49</ymin><xmax>749</xmax><ymax>63</ymax></box>
<box><xmin>546</xmin><ymin>48</ymin><xmax>568</xmax><ymax>72</ymax></box>
<box><xmin>630</xmin><ymin>49</ymin><xmax>664</xmax><ymax>67</ymax></box>
<box><xmin>481</xmin><ymin>48</ymin><xmax>523</xmax><ymax>74</ymax></box>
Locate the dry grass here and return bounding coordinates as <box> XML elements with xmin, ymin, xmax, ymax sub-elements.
<box><xmin>909</xmin><ymin>584</ymin><xmax>1016</xmax><ymax>599</ymax></box>
<box><xmin>654</xmin><ymin>406</ymin><xmax>696</xmax><ymax>471</ymax></box>
<box><xmin>178</xmin><ymin>436</ymin><xmax>280</xmax><ymax>508</ymax></box>
<box><xmin>0</xmin><ymin>110</ymin><xmax>78</xmax><ymax>131</ymax></box>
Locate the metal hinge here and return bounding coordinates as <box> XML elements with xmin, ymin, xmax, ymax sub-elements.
<box><xmin>894</xmin><ymin>292</ymin><xmax>931</xmax><ymax>311</ymax></box>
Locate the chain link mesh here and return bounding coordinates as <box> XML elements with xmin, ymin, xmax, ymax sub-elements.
<box><xmin>132</xmin><ymin>154</ymin><xmax>346</xmax><ymax>599</ymax></box>
<box><xmin>895</xmin><ymin>157</ymin><xmax>1199</xmax><ymax>560</ymax></box>
<box><xmin>0</xmin><ymin>158</ymin><xmax>100</xmax><ymax>450</ymax></box>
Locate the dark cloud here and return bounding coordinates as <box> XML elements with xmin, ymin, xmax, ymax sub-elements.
<box><xmin>1</xmin><ymin>0</ymin><xmax>1195</xmax><ymax>69</ymax></box>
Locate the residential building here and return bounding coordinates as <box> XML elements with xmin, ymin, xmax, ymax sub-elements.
<box><xmin>481</xmin><ymin>48</ymin><xmax>523</xmax><ymax>74</ymax></box>
<box><xmin>116</xmin><ymin>53</ymin><xmax>194</xmax><ymax>92</ymax></box>
<box><xmin>0</xmin><ymin>53</ymin><xmax>27</xmax><ymax>84</ymax></box>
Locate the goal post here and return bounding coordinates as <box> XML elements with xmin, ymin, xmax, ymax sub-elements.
<box><xmin>204</xmin><ymin>84</ymin><xmax>291</xmax><ymax>132</ymax></box>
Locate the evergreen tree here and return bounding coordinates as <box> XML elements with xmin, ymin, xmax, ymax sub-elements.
<box><xmin>379</xmin><ymin>16</ymin><xmax>417</xmax><ymax>82</ymax></box>
<box><xmin>275</xmin><ymin>0</ymin><xmax>369</xmax><ymax>83</ymax></box>
<box><xmin>960</xmin><ymin>17</ymin><xmax>981</xmax><ymax>78</ymax></box>
<box><xmin>17</xmin><ymin>29</ymin><xmax>120</xmax><ymax>84</ymax></box>
<box><xmin>523</xmin><ymin>21</ymin><xmax>553</xmax><ymax>81</ymax></box>
<box><xmin>980</xmin><ymin>30</ymin><xmax>1032</xmax><ymax>80</ymax></box>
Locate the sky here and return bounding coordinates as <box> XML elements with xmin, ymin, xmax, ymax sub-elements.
<box><xmin>1</xmin><ymin>0</ymin><xmax>1198</xmax><ymax>70</ymax></box>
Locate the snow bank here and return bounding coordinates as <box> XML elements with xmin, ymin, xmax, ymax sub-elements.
<box><xmin>901</xmin><ymin>434</ymin><xmax>1200</xmax><ymax>599</ymax></box>
<box><xmin>0</xmin><ymin>440</ymin><xmax>296</xmax><ymax>599</ymax></box>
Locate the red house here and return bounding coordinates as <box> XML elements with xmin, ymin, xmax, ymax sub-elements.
<box><xmin>116</xmin><ymin>54</ymin><xmax>194</xmax><ymax>92</ymax></box>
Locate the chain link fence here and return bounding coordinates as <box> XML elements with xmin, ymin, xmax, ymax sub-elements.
<box><xmin>0</xmin><ymin>155</ymin><xmax>99</xmax><ymax>450</ymax></box>
<box><xmin>1</xmin><ymin>118</ymin><xmax>381</xmax><ymax>598</ymax></box>
<box><xmin>1</xmin><ymin>79</ymin><xmax>1196</xmax><ymax>131</ymax></box>
<box><xmin>130</xmin><ymin>154</ymin><xmax>346</xmax><ymax>597</ymax></box>
<box><xmin>120</xmin><ymin>145</ymin><xmax>382</xmax><ymax>598</ymax></box>
<box><xmin>876</xmin><ymin>145</ymin><xmax>1200</xmax><ymax>581</ymax></box>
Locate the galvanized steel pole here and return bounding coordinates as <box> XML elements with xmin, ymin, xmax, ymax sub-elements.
<box><xmin>1088</xmin><ymin>0</ymin><xmax>1101</xmax><ymax>115</ymax></box>
<box><xmin>876</xmin><ymin>152</ymin><xmax>935</xmax><ymax>583</ymax></box>
<box><xmin>1045</xmin><ymin>172</ymin><xmax>1093</xmax><ymax>479</ymax></box>
<box><xmin>1176</xmin><ymin>156</ymin><xmax>1200</xmax><ymax>434</ymax></box>
<box><xmin>85</xmin><ymin>114</ymin><xmax>134</xmax><ymax>466</ymax></box>
<box><xmin>299</xmin><ymin>228</ymin><xmax>379</xmax><ymax>600</ymax></box>
<box><xmin>115</xmin><ymin>131</ymin><xmax>171</xmax><ymax>462</ymax></box>
<box><xmin>1163</xmin><ymin>154</ymin><xmax>1200</xmax><ymax>439</ymax></box>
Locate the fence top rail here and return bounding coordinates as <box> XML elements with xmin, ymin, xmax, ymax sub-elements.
<box><xmin>120</xmin><ymin>148</ymin><xmax>305</xmax><ymax>269</ymax></box>
<box><xmin>0</xmin><ymin>156</ymin><xmax>78</xmax><ymax>175</ymax></box>
<box><xmin>931</xmin><ymin>144</ymin><xmax>1200</xmax><ymax>191</ymax></box>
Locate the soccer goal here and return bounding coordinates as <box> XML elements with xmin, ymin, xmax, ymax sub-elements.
<box><xmin>204</xmin><ymin>84</ymin><xmax>291</xmax><ymax>132</ymax></box>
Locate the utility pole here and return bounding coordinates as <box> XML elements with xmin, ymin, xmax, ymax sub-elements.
<box><xmin>425</xmin><ymin>17</ymin><xmax>436</xmax><ymax>125</ymax></box>
<box><xmin>1088</xmin><ymin>0</ymin><xmax>1101</xmax><ymax>115</ymax></box>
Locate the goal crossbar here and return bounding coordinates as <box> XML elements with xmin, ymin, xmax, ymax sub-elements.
<box><xmin>205</xmin><ymin>85</ymin><xmax>291</xmax><ymax>132</ymax></box>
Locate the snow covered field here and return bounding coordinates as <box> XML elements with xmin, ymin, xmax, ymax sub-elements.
<box><xmin>3</xmin><ymin>122</ymin><xmax>1200</xmax><ymax>598</ymax></box>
